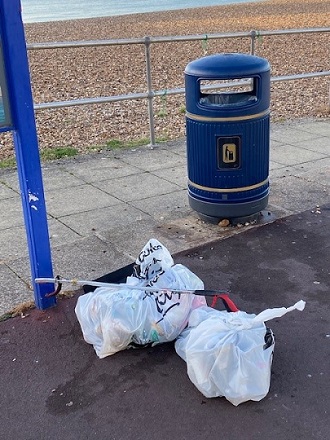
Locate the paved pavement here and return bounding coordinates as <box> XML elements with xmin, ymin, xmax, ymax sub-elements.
<box><xmin>0</xmin><ymin>117</ymin><xmax>330</xmax><ymax>315</ymax></box>
<box><xmin>0</xmin><ymin>117</ymin><xmax>330</xmax><ymax>440</ymax></box>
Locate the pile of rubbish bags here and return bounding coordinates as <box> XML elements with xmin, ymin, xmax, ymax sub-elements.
<box><xmin>75</xmin><ymin>239</ymin><xmax>305</xmax><ymax>406</ymax></box>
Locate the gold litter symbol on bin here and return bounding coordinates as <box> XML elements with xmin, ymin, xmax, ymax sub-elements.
<box><xmin>223</xmin><ymin>143</ymin><xmax>237</xmax><ymax>163</ymax></box>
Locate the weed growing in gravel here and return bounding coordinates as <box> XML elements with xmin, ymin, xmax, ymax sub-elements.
<box><xmin>40</xmin><ymin>147</ymin><xmax>78</xmax><ymax>160</ymax></box>
<box><xmin>157</xmin><ymin>90</ymin><xmax>168</xmax><ymax>117</ymax></box>
<box><xmin>0</xmin><ymin>158</ymin><xmax>16</xmax><ymax>168</ymax></box>
<box><xmin>105</xmin><ymin>138</ymin><xmax>150</xmax><ymax>150</ymax></box>
<box><xmin>104</xmin><ymin>136</ymin><xmax>169</xmax><ymax>150</ymax></box>
<box><xmin>0</xmin><ymin>147</ymin><xmax>78</xmax><ymax>168</ymax></box>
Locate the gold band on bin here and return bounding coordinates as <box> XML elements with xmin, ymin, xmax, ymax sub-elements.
<box><xmin>186</xmin><ymin>108</ymin><xmax>270</xmax><ymax>122</ymax></box>
<box><xmin>188</xmin><ymin>178</ymin><xmax>269</xmax><ymax>193</ymax></box>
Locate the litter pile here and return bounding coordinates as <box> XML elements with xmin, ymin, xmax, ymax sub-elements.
<box><xmin>175</xmin><ymin>300</ymin><xmax>305</xmax><ymax>406</ymax></box>
<box><xmin>75</xmin><ymin>238</ymin><xmax>305</xmax><ymax>406</ymax></box>
<box><xmin>75</xmin><ymin>239</ymin><xmax>207</xmax><ymax>358</ymax></box>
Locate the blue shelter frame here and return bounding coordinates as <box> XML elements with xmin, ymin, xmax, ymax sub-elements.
<box><xmin>0</xmin><ymin>0</ymin><xmax>56</xmax><ymax>309</ymax></box>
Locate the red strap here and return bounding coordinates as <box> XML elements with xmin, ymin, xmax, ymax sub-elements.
<box><xmin>210</xmin><ymin>293</ymin><xmax>239</xmax><ymax>312</ymax></box>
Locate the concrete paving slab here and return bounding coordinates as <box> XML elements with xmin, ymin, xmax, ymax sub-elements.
<box><xmin>94</xmin><ymin>172</ymin><xmax>181</xmax><ymax>202</ymax></box>
<box><xmin>270</xmin><ymin>125</ymin><xmax>323</xmax><ymax>143</ymax></box>
<box><xmin>0</xmin><ymin>225</ymin><xmax>28</xmax><ymax>261</ymax></box>
<box><xmin>45</xmin><ymin>184</ymin><xmax>121</xmax><ymax>217</ymax></box>
<box><xmin>130</xmin><ymin>189</ymin><xmax>191</xmax><ymax>220</ymax></box>
<box><xmin>153</xmin><ymin>165</ymin><xmax>188</xmax><ymax>189</ymax></box>
<box><xmin>288</xmin><ymin>157</ymin><xmax>330</xmax><ymax>178</ymax></box>
<box><xmin>61</xmin><ymin>156</ymin><xmax>142</xmax><ymax>183</ymax></box>
<box><xmin>0</xmin><ymin>263</ymin><xmax>33</xmax><ymax>314</ymax></box>
<box><xmin>154</xmin><ymin>215</ymin><xmax>226</xmax><ymax>251</ymax></box>
<box><xmin>96</xmin><ymin>217</ymin><xmax>173</xmax><ymax>260</ymax></box>
<box><xmin>42</xmin><ymin>167</ymin><xmax>86</xmax><ymax>191</ymax></box>
<box><xmin>160</xmin><ymin>138</ymin><xmax>186</xmax><ymax>156</ymax></box>
<box><xmin>298</xmin><ymin>136</ymin><xmax>330</xmax><ymax>154</ymax></box>
<box><xmin>291</xmin><ymin>167</ymin><xmax>330</xmax><ymax>189</ymax></box>
<box><xmin>269</xmin><ymin>160</ymin><xmax>288</xmax><ymax>171</ymax></box>
<box><xmin>0</xmin><ymin>218</ymin><xmax>80</xmax><ymax>263</ymax></box>
<box><xmin>96</xmin><ymin>216</ymin><xmax>210</xmax><ymax>260</ymax></box>
<box><xmin>295</xmin><ymin>119</ymin><xmax>330</xmax><ymax>136</ymax></box>
<box><xmin>119</xmin><ymin>146</ymin><xmax>187</xmax><ymax>172</ymax></box>
<box><xmin>48</xmin><ymin>217</ymin><xmax>81</xmax><ymax>245</ymax></box>
<box><xmin>0</xmin><ymin>181</ymin><xmax>17</xmax><ymax>200</ymax></box>
<box><xmin>270</xmin><ymin>143</ymin><xmax>327</xmax><ymax>166</ymax></box>
<box><xmin>270</xmin><ymin>138</ymin><xmax>285</xmax><ymax>148</ymax></box>
<box><xmin>0</xmin><ymin>197</ymin><xmax>25</xmax><ymax>229</ymax></box>
<box><xmin>50</xmin><ymin>235</ymin><xmax>133</xmax><ymax>283</ymax></box>
<box><xmin>269</xmin><ymin>163</ymin><xmax>330</xmax><ymax>183</ymax></box>
<box><xmin>0</xmin><ymin>168</ymin><xmax>20</xmax><ymax>192</ymax></box>
<box><xmin>269</xmin><ymin>175</ymin><xmax>329</xmax><ymax>213</ymax></box>
<box><xmin>58</xmin><ymin>204</ymin><xmax>150</xmax><ymax>236</ymax></box>
<box><xmin>7</xmin><ymin>235</ymin><xmax>133</xmax><ymax>294</ymax></box>
<box><xmin>1</xmin><ymin>255</ymin><xmax>36</xmax><ymax>291</ymax></box>
<box><xmin>98</xmin><ymin>214</ymin><xmax>233</xmax><ymax>260</ymax></box>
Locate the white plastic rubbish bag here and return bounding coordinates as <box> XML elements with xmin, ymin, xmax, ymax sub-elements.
<box><xmin>75</xmin><ymin>239</ymin><xmax>206</xmax><ymax>358</ymax></box>
<box><xmin>175</xmin><ymin>300</ymin><xmax>306</xmax><ymax>406</ymax></box>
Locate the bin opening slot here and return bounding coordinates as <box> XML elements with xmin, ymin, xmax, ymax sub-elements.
<box><xmin>199</xmin><ymin>78</ymin><xmax>257</xmax><ymax>106</ymax></box>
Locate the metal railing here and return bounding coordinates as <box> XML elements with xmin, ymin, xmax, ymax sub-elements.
<box><xmin>28</xmin><ymin>27</ymin><xmax>330</xmax><ymax>146</ymax></box>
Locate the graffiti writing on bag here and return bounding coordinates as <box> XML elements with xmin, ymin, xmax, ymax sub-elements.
<box><xmin>137</xmin><ymin>241</ymin><xmax>163</xmax><ymax>264</ymax></box>
<box><xmin>136</xmin><ymin>241</ymin><xmax>181</xmax><ymax>322</ymax></box>
<box><xmin>138</xmin><ymin>257</ymin><xmax>164</xmax><ymax>281</ymax></box>
<box><xmin>153</xmin><ymin>291</ymin><xmax>181</xmax><ymax>324</ymax></box>
<box><xmin>144</xmin><ymin>272</ymin><xmax>181</xmax><ymax>323</ymax></box>
<box><xmin>143</xmin><ymin>289</ymin><xmax>181</xmax><ymax>323</ymax></box>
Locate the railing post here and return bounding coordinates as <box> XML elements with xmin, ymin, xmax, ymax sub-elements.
<box><xmin>144</xmin><ymin>36</ymin><xmax>156</xmax><ymax>147</ymax></box>
<box><xmin>250</xmin><ymin>30</ymin><xmax>256</xmax><ymax>55</ymax></box>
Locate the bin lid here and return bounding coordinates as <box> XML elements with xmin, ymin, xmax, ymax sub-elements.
<box><xmin>185</xmin><ymin>53</ymin><xmax>270</xmax><ymax>78</ymax></box>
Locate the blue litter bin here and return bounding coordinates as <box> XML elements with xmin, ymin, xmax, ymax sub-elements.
<box><xmin>185</xmin><ymin>53</ymin><xmax>270</xmax><ymax>222</ymax></box>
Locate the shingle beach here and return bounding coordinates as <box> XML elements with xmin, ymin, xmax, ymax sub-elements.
<box><xmin>0</xmin><ymin>0</ymin><xmax>329</xmax><ymax>159</ymax></box>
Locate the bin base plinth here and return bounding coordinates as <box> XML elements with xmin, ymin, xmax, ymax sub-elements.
<box><xmin>189</xmin><ymin>193</ymin><xmax>269</xmax><ymax>224</ymax></box>
<box><xmin>198</xmin><ymin>211</ymin><xmax>263</xmax><ymax>225</ymax></box>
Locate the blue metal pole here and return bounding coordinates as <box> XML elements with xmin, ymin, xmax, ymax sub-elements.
<box><xmin>0</xmin><ymin>0</ymin><xmax>56</xmax><ymax>309</ymax></box>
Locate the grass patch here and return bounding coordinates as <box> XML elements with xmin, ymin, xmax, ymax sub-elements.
<box><xmin>105</xmin><ymin>137</ymin><xmax>150</xmax><ymax>150</ymax></box>
<box><xmin>273</xmin><ymin>116</ymin><xmax>287</xmax><ymax>123</ymax></box>
<box><xmin>155</xmin><ymin>134</ymin><xmax>170</xmax><ymax>143</ymax></box>
<box><xmin>104</xmin><ymin>136</ymin><xmax>169</xmax><ymax>150</ymax></box>
<box><xmin>0</xmin><ymin>147</ymin><xmax>78</xmax><ymax>169</ymax></box>
<box><xmin>0</xmin><ymin>158</ymin><xmax>16</xmax><ymax>168</ymax></box>
<box><xmin>105</xmin><ymin>139</ymin><xmax>124</xmax><ymax>149</ymax></box>
<box><xmin>156</xmin><ymin>109</ymin><xmax>167</xmax><ymax>118</ymax></box>
<box><xmin>40</xmin><ymin>147</ymin><xmax>78</xmax><ymax>161</ymax></box>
